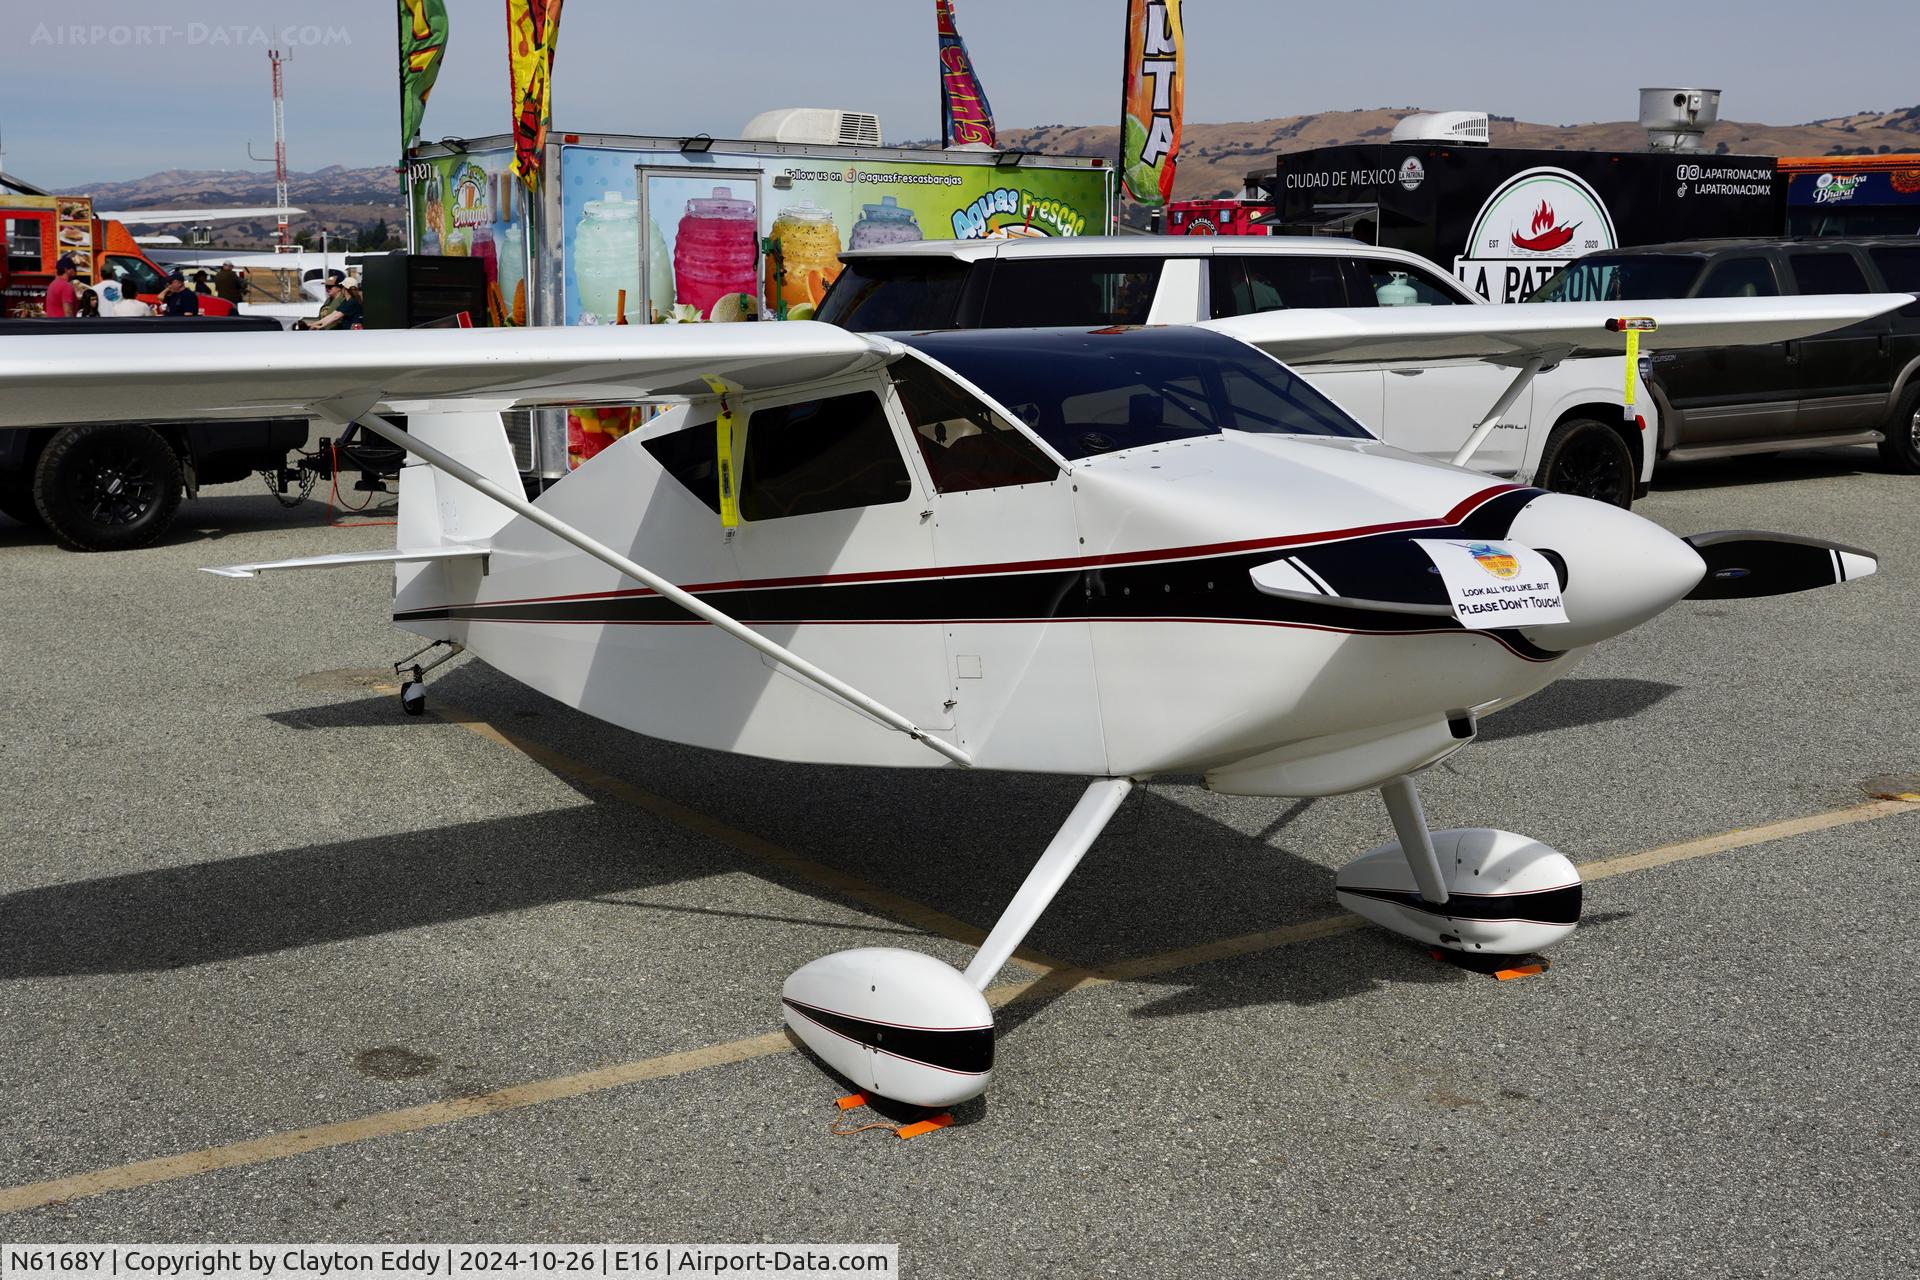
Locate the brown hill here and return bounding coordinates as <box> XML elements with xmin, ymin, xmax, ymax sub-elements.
<box><xmin>1000</xmin><ymin>106</ymin><xmax>1920</xmax><ymax>202</ymax></box>
<box><xmin>67</xmin><ymin>106</ymin><xmax>1920</xmax><ymax>244</ymax></box>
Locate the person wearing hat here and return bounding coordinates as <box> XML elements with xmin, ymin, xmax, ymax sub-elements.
<box><xmin>157</xmin><ymin>269</ymin><xmax>200</xmax><ymax>317</ymax></box>
<box><xmin>295</xmin><ymin>270</ymin><xmax>350</xmax><ymax>330</ymax></box>
<box><xmin>45</xmin><ymin>256</ymin><xmax>80</xmax><ymax>317</ymax></box>
<box><xmin>213</xmin><ymin>260</ymin><xmax>245</xmax><ymax>306</ymax></box>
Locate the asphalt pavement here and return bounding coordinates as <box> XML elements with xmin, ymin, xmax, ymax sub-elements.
<box><xmin>0</xmin><ymin>449</ymin><xmax>1914</xmax><ymax>1278</ymax></box>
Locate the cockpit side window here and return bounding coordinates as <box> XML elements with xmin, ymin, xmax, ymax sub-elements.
<box><xmin>642</xmin><ymin>419</ymin><xmax>722</xmax><ymax>514</ymax></box>
<box><xmin>892</xmin><ymin>357</ymin><xmax>1058</xmax><ymax>492</ymax></box>
<box><xmin>739</xmin><ymin>390</ymin><xmax>912</xmax><ymax>521</ymax></box>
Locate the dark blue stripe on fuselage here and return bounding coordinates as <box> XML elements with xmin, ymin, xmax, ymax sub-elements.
<box><xmin>393</xmin><ymin>488</ymin><xmax>1559</xmax><ymax>658</ymax></box>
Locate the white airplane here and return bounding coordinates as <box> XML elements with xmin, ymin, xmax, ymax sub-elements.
<box><xmin>0</xmin><ymin>295</ymin><xmax>1899</xmax><ymax>1111</ymax></box>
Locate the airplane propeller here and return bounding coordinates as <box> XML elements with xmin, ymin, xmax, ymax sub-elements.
<box><xmin>1682</xmin><ymin>531</ymin><xmax>1878</xmax><ymax>601</ymax></box>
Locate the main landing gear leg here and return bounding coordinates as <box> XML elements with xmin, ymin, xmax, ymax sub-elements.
<box><xmin>962</xmin><ymin>776</ymin><xmax>1135</xmax><ymax>989</ymax></box>
<box><xmin>394</xmin><ymin>639</ymin><xmax>463</xmax><ymax>716</ymax></box>
<box><xmin>1380</xmin><ymin>774</ymin><xmax>1448</xmax><ymax>906</ymax></box>
<box><xmin>781</xmin><ymin>776</ymin><xmax>1136</xmax><ymax>1110</ymax></box>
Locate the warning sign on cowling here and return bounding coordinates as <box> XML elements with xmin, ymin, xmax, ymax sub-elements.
<box><xmin>1412</xmin><ymin>539</ymin><xmax>1568</xmax><ymax>630</ymax></box>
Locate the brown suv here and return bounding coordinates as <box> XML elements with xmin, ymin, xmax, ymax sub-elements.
<box><xmin>1531</xmin><ymin>237</ymin><xmax>1920</xmax><ymax>473</ymax></box>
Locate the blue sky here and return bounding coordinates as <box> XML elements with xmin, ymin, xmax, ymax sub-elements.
<box><xmin>3</xmin><ymin>0</ymin><xmax>1915</xmax><ymax>187</ymax></box>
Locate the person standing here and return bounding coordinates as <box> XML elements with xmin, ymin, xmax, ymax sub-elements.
<box><xmin>44</xmin><ymin>256</ymin><xmax>80</xmax><ymax>317</ymax></box>
<box><xmin>214</xmin><ymin>261</ymin><xmax>245</xmax><ymax>306</ymax></box>
<box><xmin>157</xmin><ymin>271</ymin><xmax>200</xmax><ymax>317</ymax></box>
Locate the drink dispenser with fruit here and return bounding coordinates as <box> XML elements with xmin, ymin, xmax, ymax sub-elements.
<box><xmin>849</xmin><ymin>196</ymin><xmax>923</xmax><ymax>250</ymax></box>
<box><xmin>574</xmin><ymin>191</ymin><xmax>642</xmax><ymax>325</ymax></box>
<box><xmin>765</xmin><ymin>202</ymin><xmax>842</xmax><ymax>318</ymax></box>
<box><xmin>673</xmin><ymin>187</ymin><xmax>759</xmax><ymax>320</ymax></box>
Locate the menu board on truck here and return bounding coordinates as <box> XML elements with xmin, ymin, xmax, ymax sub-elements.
<box><xmin>55</xmin><ymin>197</ymin><xmax>95</xmax><ymax>282</ymax></box>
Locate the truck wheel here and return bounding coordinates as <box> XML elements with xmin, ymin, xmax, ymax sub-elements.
<box><xmin>1877</xmin><ymin>386</ymin><xmax>1920</xmax><ymax>474</ymax></box>
<box><xmin>1536</xmin><ymin>418</ymin><xmax>1634</xmax><ymax>508</ymax></box>
<box><xmin>32</xmin><ymin>422</ymin><xmax>183</xmax><ymax>552</ymax></box>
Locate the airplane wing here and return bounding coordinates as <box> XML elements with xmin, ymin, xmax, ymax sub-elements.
<box><xmin>0</xmin><ymin>323</ymin><xmax>902</xmax><ymax>429</ymax></box>
<box><xmin>99</xmin><ymin>207</ymin><xmax>306</xmax><ymax>224</ymax></box>
<box><xmin>1203</xmin><ymin>294</ymin><xmax>1913</xmax><ymax>366</ymax></box>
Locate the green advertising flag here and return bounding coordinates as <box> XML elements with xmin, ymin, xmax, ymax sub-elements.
<box><xmin>399</xmin><ymin>0</ymin><xmax>450</xmax><ymax>156</ymax></box>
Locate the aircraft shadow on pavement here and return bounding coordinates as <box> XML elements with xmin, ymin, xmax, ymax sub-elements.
<box><xmin>0</xmin><ymin>667</ymin><xmax>1569</xmax><ymax>1023</ymax></box>
<box><xmin>1474</xmin><ymin>677</ymin><xmax>1680</xmax><ymax>742</ymax></box>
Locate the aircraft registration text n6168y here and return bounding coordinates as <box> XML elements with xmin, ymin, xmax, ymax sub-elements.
<box><xmin>0</xmin><ymin>292</ymin><xmax>1898</xmax><ymax>1110</ymax></box>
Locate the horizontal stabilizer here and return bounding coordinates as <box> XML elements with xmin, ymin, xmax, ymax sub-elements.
<box><xmin>201</xmin><ymin>546</ymin><xmax>489</xmax><ymax>579</ymax></box>
<box><xmin>1683</xmin><ymin>531</ymin><xmax>1876</xmax><ymax>600</ymax></box>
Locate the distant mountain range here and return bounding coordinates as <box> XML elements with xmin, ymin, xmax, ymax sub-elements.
<box><xmin>995</xmin><ymin>105</ymin><xmax>1920</xmax><ymax>201</ymax></box>
<box><xmin>68</xmin><ymin>105</ymin><xmax>1920</xmax><ymax>244</ymax></box>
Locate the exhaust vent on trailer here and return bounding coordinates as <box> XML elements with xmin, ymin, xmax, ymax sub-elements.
<box><xmin>1640</xmin><ymin>88</ymin><xmax>1721</xmax><ymax>152</ymax></box>
<box><xmin>1390</xmin><ymin>111</ymin><xmax>1490</xmax><ymax>147</ymax></box>
<box><xmin>740</xmin><ymin>108</ymin><xmax>883</xmax><ymax>147</ymax></box>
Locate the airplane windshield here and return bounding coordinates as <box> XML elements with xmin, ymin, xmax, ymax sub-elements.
<box><xmin>897</xmin><ymin>327</ymin><xmax>1371</xmax><ymax>460</ymax></box>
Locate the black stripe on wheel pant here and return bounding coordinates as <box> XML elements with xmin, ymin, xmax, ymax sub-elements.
<box><xmin>1338</xmin><ymin>883</ymin><xmax>1583</xmax><ymax>926</ymax></box>
<box><xmin>782</xmin><ymin>998</ymin><xmax>994</xmax><ymax>1076</ymax></box>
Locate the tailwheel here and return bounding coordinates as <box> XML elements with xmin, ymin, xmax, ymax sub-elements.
<box><xmin>393</xmin><ymin>640</ymin><xmax>462</xmax><ymax>718</ymax></box>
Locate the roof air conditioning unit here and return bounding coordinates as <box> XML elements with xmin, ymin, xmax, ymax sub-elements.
<box><xmin>1389</xmin><ymin>111</ymin><xmax>1490</xmax><ymax>147</ymax></box>
<box><xmin>740</xmin><ymin>108</ymin><xmax>883</xmax><ymax>148</ymax></box>
<box><xmin>1639</xmin><ymin>87</ymin><xmax>1721</xmax><ymax>152</ymax></box>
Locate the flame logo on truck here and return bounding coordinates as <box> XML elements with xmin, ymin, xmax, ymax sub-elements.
<box><xmin>1510</xmin><ymin>200</ymin><xmax>1578</xmax><ymax>253</ymax></box>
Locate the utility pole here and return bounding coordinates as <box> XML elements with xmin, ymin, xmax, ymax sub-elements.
<box><xmin>269</xmin><ymin>48</ymin><xmax>291</xmax><ymax>250</ymax></box>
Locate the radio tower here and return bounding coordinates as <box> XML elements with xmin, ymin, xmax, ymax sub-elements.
<box><xmin>269</xmin><ymin>47</ymin><xmax>291</xmax><ymax>249</ymax></box>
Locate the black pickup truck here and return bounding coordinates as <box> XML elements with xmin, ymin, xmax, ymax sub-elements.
<box><xmin>1530</xmin><ymin>237</ymin><xmax>1920</xmax><ymax>473</ymax></box>
<box><xmin>0</xmin><ymin>315</ymin><xmax>370</xmax><ymax>551</ymax></box>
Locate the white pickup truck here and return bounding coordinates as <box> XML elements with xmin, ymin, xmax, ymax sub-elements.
<box><xmin>817</xmin><ymin>236</ymin><xmax>1652</xmax><ymax>506</ymax></box>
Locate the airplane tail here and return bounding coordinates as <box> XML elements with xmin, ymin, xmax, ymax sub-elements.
<box><xmin>392</xmin><ymin>409</ymin><xmax>523</xmax><ymax>624</ymax></box>
<box><xmin>395</xmin><ymin>408</ymin><xmax>522</xmax><ymax>550</ymax></box>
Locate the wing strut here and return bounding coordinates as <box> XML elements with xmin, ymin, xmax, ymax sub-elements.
<box><xmin>1448</xmin><ymin>353</ymin><xmax>1551</xmax><ymax>468</ymax></box>
<box><xmin>337</xmin><ymin>409</ymin><xmax>974</xmax><ymax>769</ymax></box>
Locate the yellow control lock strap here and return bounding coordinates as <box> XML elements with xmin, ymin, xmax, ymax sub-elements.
<box><xmin>702</xmin><ymin>377</ymin><xmax>739</xmax><ymax>528</ymax></box>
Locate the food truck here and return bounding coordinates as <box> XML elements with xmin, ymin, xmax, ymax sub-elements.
<box><xmin>0</xmin><ymin>194</ymin><xmax>234</xmax><ymax>317</ymax></box>
<box><xmin>1779</xmin><ymin>154</ymin><xmax>1920</xmax><ymax>238</ymax></box>
<box><xmin>405</xmin><ymin>124</ymin><xmax>1114</xmax><ymax>479</ymax></box>
<box><xmin>1253</xmin><ymin>142</ymin><xmax>1785</xmax><ymax>303</ymax></box>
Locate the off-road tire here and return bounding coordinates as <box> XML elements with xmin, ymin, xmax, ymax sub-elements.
<box><xmin>1536</xmin><ymin>417</ymin><xmax>1635</xmax><ymax>508</ymax></box>
<box><xmin>1877</xmin><ymin>385</ymin><xmax>1920</xmax><ymax>474</ymax></box>
<box><xmin>32</xmin><ymin>422</ymin><xmax>183</xmax><ymax>552</ymax></box>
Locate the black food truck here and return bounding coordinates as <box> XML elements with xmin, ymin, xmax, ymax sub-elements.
<box><xmin>1255</xmin><ymin>143</ymin><xmax>1785</xmax><ymax>302</ymax></box>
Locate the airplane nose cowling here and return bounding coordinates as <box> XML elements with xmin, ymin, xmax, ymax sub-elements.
<box><xmin>1507</xmin><ymin>493</ymin><xmax>1706</xmax><ymax>650</ymax></box>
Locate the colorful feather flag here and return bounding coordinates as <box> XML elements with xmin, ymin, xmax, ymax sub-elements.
<box><xmin>936</xmin><ymin>1</ymin><xmax>998</xmax><ymax>148</ymax></box>
<box><xmin>398</xmin><ymin>0</ymin><xmax>449</xmax><ymax>156</ymax></box>
<box><xmin>507</xmin><ymin>0</ymin><xmax>564</xmax><ymax>186</ymax></box>
<box><xmin>1120</xmin><ymin>0</ymin><xmax>1184</xmax><ymax>206</ymax></box>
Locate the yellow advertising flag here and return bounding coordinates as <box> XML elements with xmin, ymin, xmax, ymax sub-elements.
<box><xmin>507</xmin><ymin>0</ymin><xmax>564</xmax><ymax>187</ymax></box>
